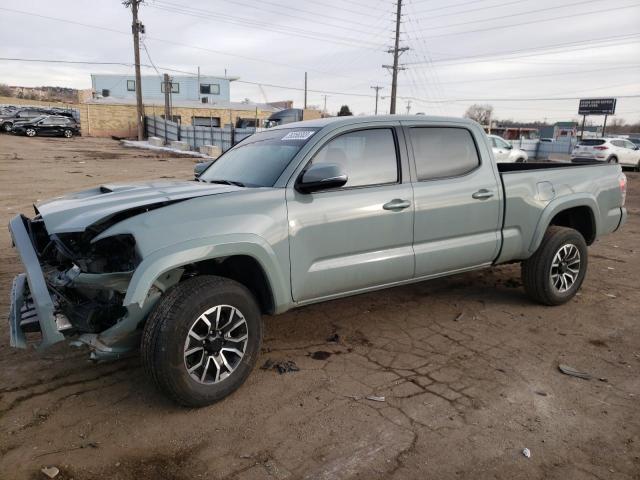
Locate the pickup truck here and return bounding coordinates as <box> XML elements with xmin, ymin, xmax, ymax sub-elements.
<box><xmin>8</xmin><ymin>116</ymin><xmax>627</xmax><ymax>406</ymax></box>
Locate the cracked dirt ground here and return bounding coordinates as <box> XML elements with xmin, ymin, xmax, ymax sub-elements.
<box><xmin>0</xmin><ymin>135</ymin><xmax>638</xmax><ymax>480</ymax></box>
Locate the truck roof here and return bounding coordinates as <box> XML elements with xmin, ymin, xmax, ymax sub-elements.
<box><xmin>269</xmin><ymin>115</ymin><xmax>479</xmax><ymax>130</ymax></box>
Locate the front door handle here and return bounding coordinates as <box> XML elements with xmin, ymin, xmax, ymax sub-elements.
<box><xmin>472</xmin><ymin>189</ymin><xmax>494</xmax><ymax>200</ymax></box>
<box><xmin>383</xmin><ymin>199</ymin><xmax>411</xmax><ymax>211</ymax></box>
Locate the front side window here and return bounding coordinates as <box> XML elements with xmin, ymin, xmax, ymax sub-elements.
<box><xmin>127</xmin><ymin>80</ymin><xmax>135</xmax><ymax>91</ymax></box>
<box><xmin>310</xmin><ymin>129</ymin><xmax>398</xmax><ymax>188</ymax></box>
<box><xmin>200</xmin><ymin>83</ymin><xmax>220</xmax><ymax>95</ymax></box>
<box><xmin>410</xmin><ymin>127</ymin><xmax>480</xmax><ymax>181</ymax></box>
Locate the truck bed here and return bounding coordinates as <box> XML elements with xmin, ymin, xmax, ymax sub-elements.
<box><xmin>495</xmin><ymin>161</ymin><xmax>625</xmax><ymax>264</ymax></box>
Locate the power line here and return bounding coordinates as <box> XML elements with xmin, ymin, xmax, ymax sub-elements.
<box><xmin>148</xmin><ymin>1</ymin><xmax>385</xmax><ymax>50</ymax></box>
<box><xmin>397</xmin><ymin>65</ymin><xmax>640</xmax><ymax>86</ymax></box>
<box><xmin>0</xmin><ymin>7</ymin><xmax>368</xmax><ymax>79</ymax></box>
<box><xmin>407</xmin><ymin>33</ymin><xmax>640</xmax><ymax>66</ymax></box>
<box><xmin>407</xmin><ymin>3</ymin><xmax>640</xmax><ymax>39</ymax></box>
<box><xmin>412</xmin><ymin>0</ymin><xmax>602</xmax><ymax>30</ymax></box>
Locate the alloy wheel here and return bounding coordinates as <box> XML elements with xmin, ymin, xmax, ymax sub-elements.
<box><xmin>550</xmin><ymin>243</ymin><xmax>581</xmax><ymax>293</ymax></box>
<box><xmin>183</xmin><ymin>305</ymin><xmax>249</xmax><ymax>384</ymax></box>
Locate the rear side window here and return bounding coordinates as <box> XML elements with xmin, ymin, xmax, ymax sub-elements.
<box><xmin>410</xmin><ymin>127</ymin><xmax>480</xmax><ymax>181</ymax></box>
<box><xmin>311</xmin><ymin>128</ymin><xmax>398</xmax><ymax>188</ymax></box>
<box><xmin>579</xmin><ymin>139</ymin><xmax>606</xmax><ymax>146</ymax></box>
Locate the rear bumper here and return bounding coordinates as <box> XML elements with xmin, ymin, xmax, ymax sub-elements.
<box><xmin>8</xmin><ymin>215</ymin><xmax>65</xmax><ymax>349</ymax></box>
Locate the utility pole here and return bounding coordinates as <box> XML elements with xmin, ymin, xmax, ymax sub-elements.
<box><xmin>322</xmin><ymin>94</ymin><xmax>329</xmax><ymax>114</ymax></box>
<box><xmin>371</xmin><ymin>86</ymin><xmax>382</xmax><ymax>115</ymax></box>
<box><xmin>304</xmin><ymin>72</ymin><xmax>308</xmax><ymax>109</ymax></box>
<box><xmin>405</xmin><ymin>99</ymin><xmax>411</xmax><ymax>114</ymax></box>
<box><xmin>126</xmin><ymin>0</ymin><xmax>145</xmax><ymax>140</ymax></box>
<box><xmin>383</xmin><ymin>0</ymin><xmax>408</xmax><ymax>114</ymax></box>
<box><xmin>163</xmin><ymin>73</ymin><xmax>171</xmax><ymax>120</ymax></box>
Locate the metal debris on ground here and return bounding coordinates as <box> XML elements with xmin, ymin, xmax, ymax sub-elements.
<box><xmin>522</xmin><ymin>448</ymin><xmax>531</xmax><ymax>458</ymax></box>
<box><xmin>41</xmin><ymin>466</ymin><xmax>60</xmax><ymax>478</ymax></box>
<box><xmin>558</xmin><ymin>364</ymin><xmax>592</xmax><ymax>380</ymax></box>
<box><xmin>454</xmin><ymin>312</ymin><xmax>464</xmax><ymax>322</ymax></box>
<box><xmin>261</xmin><ymin>359</ymin><xmax>299</xmax><ymax>374</ymax></box>
<box><xmin>365</xmin><ymin>395</ymin><xmax>386</xmax><ymax>402</ymax></box>
<box><xmin>605</xmin><ymin>293</ymin><xmax>617</xmax><ymax>298</ymax></box>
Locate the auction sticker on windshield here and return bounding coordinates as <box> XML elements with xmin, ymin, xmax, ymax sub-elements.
<box><xmin>281</xmin><ymin>131</ymin><xmax>316</xmax><ymax>141</ymax></box>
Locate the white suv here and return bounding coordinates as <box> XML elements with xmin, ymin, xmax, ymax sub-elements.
<box><xmin>571</xmin><ymin>138</ymin><xmax>640</xmax><ymax>170</ymax></box>
<box><xmin>488</xmin><ymin>135</ymin><xmax>528</xmax><ymax>163</ymax></box>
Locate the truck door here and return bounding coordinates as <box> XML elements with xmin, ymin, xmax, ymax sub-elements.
<box><xmin>286</xmin><ymin>126</ymin><xmax>415</xmax><ymax>302</ymax></box>
<box><xmin>405</xmin><ymin>125</ymin><xmax>502</xmax><ymax>277</ymax></box>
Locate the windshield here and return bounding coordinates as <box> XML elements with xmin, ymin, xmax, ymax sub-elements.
<box><xmin>199</xmin><ymin>127</ymin><xmax>320</xmax><ymax>187</ymax></box>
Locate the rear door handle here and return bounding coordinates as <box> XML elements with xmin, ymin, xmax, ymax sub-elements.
<box><xmin>472</xmin><ymin>189</ymin><xmax>494</xmax><ymax>200</ymax></box>
<box><xmin>383</xmin><ymin>199</ymin><xmax>411</xmax><ymax>211</ymax></box>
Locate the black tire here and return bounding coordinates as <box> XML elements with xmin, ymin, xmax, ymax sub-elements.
<box><xmin>608</xmin><ymin>156</ymin><xmax>618</xmax><ymax>164</ymax></box>
<box><xmin>63</xmin><ymin>129</ymin><xmax>73</xmax><ymax>138</ymax></box>
<box><xmin>25</xmin><ymin>128</ymin><xmax>37</xmax><ymax>137</ymax></box>
<box><xmin>2</xmin><ymin>122</ymin><xmax>12</xmax><ymax>132</ymax></box>
<box><xmin>141</xmin><ymin>275</ymin><xmax>263</xmax><ymax>407</ymax></box>
<box><xmin>521</xmin><ymin>226</ymin><xmax>588</xmax><ymax>306</ymax></box>
<box><xmin>516</xmin><ymin>158</ymin><xmax>525</xmax><ymax>163</ymax></box>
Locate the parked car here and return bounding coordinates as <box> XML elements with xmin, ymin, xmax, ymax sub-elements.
<box><xmin>11</xmin><ymin>115</ymin><xmax>80</xmax><ymax>138</ymax></box>
<box><xmin>488</xmin><ymin>134</ymin><xmax>528</xmax><ymax>162</ymax></box>
<box><xmin>1</xmin><ymin>108</ymin><xmax>74</xmax><ymax>132</ymax></box>
<box><xmin>629</xmin><ymin>137</ymin><xmax>640</xmax><ymax>148</ymax></box>
<box><xmin>8</xmin><ymin>116</ymin><xmax>627</xmax><ymax>406</ymax></box>
<box><xmin>571</xmin><ymin>138</ymin><xmax>640</xmax><ymax>170</ymax></box>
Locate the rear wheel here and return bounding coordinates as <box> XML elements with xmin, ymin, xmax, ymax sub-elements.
<box><xmin>2</xmin><ymin>122</ymin><xmax>12</xmax><ymax>132</ymax></box>
<box><xmin>521</xmin><ymin>226</ymin><xmax>588</xmax><ymax>306</ymax></box>
<box><xmin>608</xmin><ymin>156</ymin><xmax>618</xmax><ymax>163</ymax></box>
<box><xmin>25</xmin><ymin>128</ymin><xmax>36</xmax><ymax>137</ymax></box>
<box><xmin>516</xmin><ymin>157</ymin><xmax>525</xmax><ymax>163</ymax></box>
<box><xmin>141</xmin><ymin>275</ymin><xmax>263</xmax><ymax>407</ymax></box>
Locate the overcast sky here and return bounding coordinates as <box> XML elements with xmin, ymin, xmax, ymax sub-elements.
<box><xmin>1</xmin><ymin>0</ymin><xmax>639</xmax><ymax>123</ymax></box>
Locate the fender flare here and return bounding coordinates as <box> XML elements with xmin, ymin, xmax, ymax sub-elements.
<box><xmin>528</xmin><ymin>194</ymin><xmax>599</xmax><ymax>254</ymax></box>
<box><xmin>123</xmin><ymin>233</ymin><xmax>291</xmax><ymax>313</ymax></box>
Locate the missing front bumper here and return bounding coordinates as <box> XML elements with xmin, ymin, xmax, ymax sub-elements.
<box><xmin>8</xmin><ymin>215</ymin><xmax>66</xmax><ymax>350</ymax></box>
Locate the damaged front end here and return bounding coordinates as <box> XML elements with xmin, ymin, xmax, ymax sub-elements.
<box><xmin>8</xmin><ymin>213</ymin><xmax>148</xmax><ymax>359</ymax></box>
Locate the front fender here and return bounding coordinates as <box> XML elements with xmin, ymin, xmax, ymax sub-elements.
<box><xmin>123</xmin><ymin>233</ymin><xmax>292</xmax><ymax>313</ymax></box>
<box><xmin>528</xmin><ymin>194</ymin><xmax>599</xmax><ymax>253</ymax></box>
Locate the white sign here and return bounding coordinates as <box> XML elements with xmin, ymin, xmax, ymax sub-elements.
<box><xmin>281</xmin><ymin>131</ymin><xmax>315</xmax><ymax>141</ymax></box>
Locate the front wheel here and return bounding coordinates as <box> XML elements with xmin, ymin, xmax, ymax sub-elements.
<box><xmin>2</xmin><ymin>122</ymin><xmax>12</xmax><ymax>132</ymax></box>
<box><xmin>141</xmin><ymin>275</ymin><xmax>263</xmax><ymax>407</ymax></box>
<box><xmin>63</xmin><ymin>129</ymin><xmax>73</xmax><ymax>138</ymax></box>
<box><xmin>521</xmin><ymin>226</ymin><xmax>588</xmax><ymax>305</ymax></box>
<box><xmin>25</xmin><ymin>128</ymin><xmax>37</xmax><ymax>137</ymax></box>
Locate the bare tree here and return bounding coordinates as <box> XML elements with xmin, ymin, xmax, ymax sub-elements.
<box><xmin>0</xmin><ymin>84</ymin><xmax>12</xmax><ymax>97</ymax></box>
<box><xmin>464</xmin><ymin>104</ymin><xmax>493</xmax><ymax>125</ymax></box>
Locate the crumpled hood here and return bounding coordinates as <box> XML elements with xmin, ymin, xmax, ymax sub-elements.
<box><xmin>36</xmin><ymin>180</ymin><xmax>242</xmax><ymax>234</ymax></box>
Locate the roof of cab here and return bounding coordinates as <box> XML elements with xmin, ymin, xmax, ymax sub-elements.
<box><xmin>269</xmin><ymin>115</ymin><xmax>479</xmax><ymax>130</ymax></box>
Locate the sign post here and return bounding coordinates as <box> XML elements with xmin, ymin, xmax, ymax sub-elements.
<box><xmin>578</xmin><ymin>98</ymin><xmax>616</xmax><ymax>139</ymax></box>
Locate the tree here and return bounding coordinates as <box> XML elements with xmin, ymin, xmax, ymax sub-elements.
<box><xmin>464</xmin><ymin>104</ymin><xmax>493</xmax><ymax>126</ymax></box>
<box><xmin>0</xmin><ymin>84</ymin><xmax>12</xmax><ymax>97</ymax></box>
<box><xmin>337</xmin><ymin>105</ymin><xmax>353</xmax><ymax>116</ymax></box>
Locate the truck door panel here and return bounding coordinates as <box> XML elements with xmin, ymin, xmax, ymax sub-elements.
<box><xmin>287</xmin><ymin>127</ymin><xmax>415</xmax><ymax>302</ymax></box>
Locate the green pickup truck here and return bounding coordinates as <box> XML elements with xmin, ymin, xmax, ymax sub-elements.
<box><xmin>9</xmin><ymin>116</ymin><xmax>627</xmax><ymax>406</ymax></box>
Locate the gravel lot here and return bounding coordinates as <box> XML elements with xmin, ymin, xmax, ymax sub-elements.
<box><xmin>0</xmin><ymin>134</ymin><xmax>638</xmax><ymax>480</ymax></box>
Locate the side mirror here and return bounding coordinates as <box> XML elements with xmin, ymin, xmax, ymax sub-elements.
<box><xmin>296</xmin><ymin>163</ymin><xmax>348</xmax><ymax>193</ymax></box>
<box><xmin>506</xmin><ymin>144</ymin><xmax>513</xmax><ymax>150</ymax></box>
<box><xmin>194</xmin><ymin>160</ymin><xmax>213</xmax><ymax>178</ymax></box>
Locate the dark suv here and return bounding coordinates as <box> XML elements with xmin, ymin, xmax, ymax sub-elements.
<box><xmin>1</xmin><ymin>108</ymin><xmax>75</xmax><ymax>132</ymax></box>
<box><xmin>11</xmin><ymin>115</ymin><xmax>80</xmax><ymax>138</ymax></box>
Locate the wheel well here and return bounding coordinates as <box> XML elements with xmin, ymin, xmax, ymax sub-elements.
<box><xmin>178</xmin><ymin>255</ymin><xmax>275</xmax><ymax>314</ymax></box>
<box><xmin>549</xmin><ymin>206</ymin><xmax>596</xmax><ymax>245</ymax></box>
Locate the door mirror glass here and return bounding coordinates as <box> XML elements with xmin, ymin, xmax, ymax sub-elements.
<box><xmin>296</xmin><ymin>163</ymin><xmax>348</xmax><ymax>193</ymax></box>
